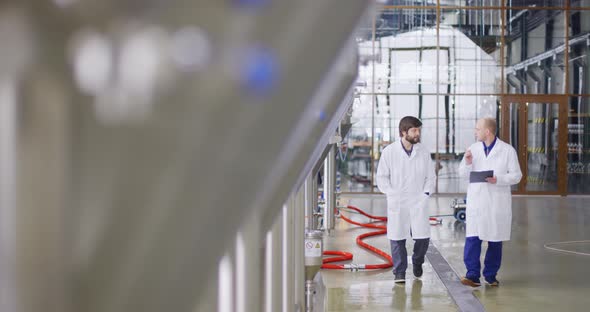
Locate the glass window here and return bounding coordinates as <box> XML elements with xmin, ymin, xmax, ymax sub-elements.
<box><xmin>434</xmin><ymin>95</ymin><xmax>498</xmax><ymax>193</ymax></box>
<box><xmin>350</xmin><ymin>3</ymin><xmax>588</xmax><ymax>194</ymax></box>
<box><xmin>525</xmin><ymin>102</ymin><xmax>560</xmax><ymax>192</ymax></box>
<box><xmin>441</xmin><ymin>0</ymin><xmax>501</xmax><ymax>8</ymax></box>
<box><xmin>567</xmin><ymin>96</ymin><xmax>590</xmax><ymax>194</ymax></box>
<box><xmin>338</xmin><ymin>95</ymin><xmax>373</xmax><ymax>193</ymax></box>
<box><xmin>372</xmin><ymin>95</ymin><xmax>426</xmax><ymax>192</ymax></box>
<box><xmin>568</xmin><ymin>10</ymin><xmax>590</xmax><ymax>96</ymax></box>
<box><xmin>505</xmin><ymin>10</ymin><xmax>567</xmax><ymax>94</ymax></box>
<box><xmin>508</xmin><ymin>1</ymin><xmax>565</xmax><ymax>8</ymax></box>
<box><xmin>441</xmin><ymin>8</ymin><xmax>502</xmax><ymax>95</ymax></box>
<box><xmin>571</xmin><ymin>0</ymin><xmax>590</xmax><ymax>8</ymax></box>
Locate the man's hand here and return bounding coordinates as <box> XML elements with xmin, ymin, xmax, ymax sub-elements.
<box><xmin>465</xmin><ymin>149</ymin><xmax>473</xmax><ymax>165</ymax></box>
<box><xmin>486</xmin><ymin>176</ymin><xmax>497</xmax><ymax>184</ymax></box>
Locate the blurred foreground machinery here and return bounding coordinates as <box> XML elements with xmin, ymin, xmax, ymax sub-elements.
<box><xmin>0</xmin><ymin>1</ymin><xmax>372</xmax><ymax>311</ymax></box>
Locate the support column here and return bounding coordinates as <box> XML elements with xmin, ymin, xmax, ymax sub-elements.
<box><xmin>323</xmin><ymin>145</ymin><xmax>336</xmax><ymax>233</ymax></box>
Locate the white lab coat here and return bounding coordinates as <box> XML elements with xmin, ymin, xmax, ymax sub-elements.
<box><xmin>459</xmin><ymin>138</ymin><xmax>522</xmax><ymax>242</ymax></box>
<box><xmin>376</xmin><ymin>141</ymin><xmax>435</xmax><ymax>241</ymax></box>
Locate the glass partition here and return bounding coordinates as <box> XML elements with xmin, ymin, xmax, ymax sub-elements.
<box><xmin>346</xmin><ymin>1</ymin><xmax>587</xmax><ymax>195</ymax></box>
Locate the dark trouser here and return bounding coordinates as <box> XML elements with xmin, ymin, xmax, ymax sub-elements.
<box><xmin>390</xmin><ymin>238</ymin><xmax>429</xmax><ymax>276</ymax></box>
<box><xmin>464</xmin><ymin>236</ymin><xmax>502</xmax><ymax>281</ymax></box>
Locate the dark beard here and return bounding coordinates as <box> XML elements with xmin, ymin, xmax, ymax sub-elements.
<box><xmin>407</xmin><ymin>136</ymin><xmax>420</xmax><ymax>144</ymax></box>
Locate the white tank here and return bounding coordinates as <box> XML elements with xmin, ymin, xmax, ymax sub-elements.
<box><xmin>355</xmin><ymin>27</ymin><xmax>497</xmax><ymax>154</ymax></box>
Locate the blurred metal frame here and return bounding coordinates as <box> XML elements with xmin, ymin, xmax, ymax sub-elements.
<box><xmin>0</xmin><ymin>1</ymin><xmax>372</xmax><ymax>311</ymax></box>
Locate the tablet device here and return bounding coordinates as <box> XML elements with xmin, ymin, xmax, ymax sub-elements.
<box><xmin>469</xmin><ymin>170</ymin><xmax>494</xmax><ymax>183</ymax></box>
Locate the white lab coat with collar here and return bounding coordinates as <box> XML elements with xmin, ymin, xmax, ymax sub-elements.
<box><xmin>459</xmin><ymin>138</ymin><xmax>522</xmax><ymax>242</ymax></box>
<box><xmin>376</xmin><ymin>141</ymin><xmax>435</xmax><ymax>241</ymax></box>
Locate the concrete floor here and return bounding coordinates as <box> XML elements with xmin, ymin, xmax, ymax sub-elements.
<box><xmin>320</xmin><ymin>195</ymin><xmax>590</xmax><ymax>311</ymax></box>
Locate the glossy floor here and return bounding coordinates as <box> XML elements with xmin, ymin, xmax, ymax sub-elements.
<box><xmin>320</xmin><ymin>195</ymin><xmax>590</xmax><ymax>311</ymax></box>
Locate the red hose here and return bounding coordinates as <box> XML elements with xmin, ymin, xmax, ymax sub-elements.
<box><xmin>343</xmin><ymin>206</ymin><xmax>387</xmax><ymax>222</ymax></box>
<box><xmin>321</xmin><ymin>205</ymin><xmax>442</xmax><ymax>270</ymax></box>
<box><xmin>321</xmin><ymin>251</ymin><xmax>354</xmax><ymax>269</ymax></box>
<box><xmin>355</xmin><ymin>229</ymin><xmax>392</xmax><ymax>269</ymax></box>
<box><xmin>321</xmin><ymin>205</ymin><xmax>392</xmax><ymax>270</ymax></box>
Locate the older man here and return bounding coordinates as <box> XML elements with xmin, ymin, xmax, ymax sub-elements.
<box><xmin>459</xmin><ymin>118</ymin><xmax>522</xmax><ymax>287</ymax></box>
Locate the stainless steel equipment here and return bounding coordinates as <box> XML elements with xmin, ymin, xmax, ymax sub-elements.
<box><xmin>304</xmin><ymin>230</ymin><xmax>324</xmax><ymax>311</ymax></box>
<box><xmin>0</xmin><ymin>1</ymin><xmax>371</xmax><ymax>311</ymax></box>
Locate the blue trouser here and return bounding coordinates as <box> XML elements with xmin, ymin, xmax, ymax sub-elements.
<box><xmin>390</xmin><ymin>238</ymin><xmax>429</xmax><ymax>276</ymax></box>
<box><xmin>464</xmin><ymin>236</ymin><xmax>502</xmax><ymax>281</ymax></box>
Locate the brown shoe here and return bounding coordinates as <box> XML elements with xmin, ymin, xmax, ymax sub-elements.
<box><xmin>461</xmin><ymin>276</ymin><xmax>481</xmax><ymax>287</ymax></box>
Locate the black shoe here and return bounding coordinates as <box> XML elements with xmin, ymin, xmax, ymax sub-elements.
<box><xmin>485</xmin><ymin>277</ymin><xmax>500</xmax><ymax>286</ymax></box>
<box><xmin>394</xmin><ymin>274</ymin><xmax>406</xmax><ymax>283</ymax></box>
<box><xmin>413</xmin><ymin>264</ymin><xmax>423</xmax><ymax>278</ymax></box>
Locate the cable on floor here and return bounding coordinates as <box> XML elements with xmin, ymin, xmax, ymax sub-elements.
<box><xmin>543</xmin><ymin>240</ymin><xmax>590</xmax><ymax>256</ymax></box>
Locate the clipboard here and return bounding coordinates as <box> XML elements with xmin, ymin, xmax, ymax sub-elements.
<box><xmin>469</xmin><ymin>170</ymin><xmax>494</xmax><ymax>183</ymax></box>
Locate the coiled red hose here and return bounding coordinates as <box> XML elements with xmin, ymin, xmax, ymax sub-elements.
<box><xmin>321</xmin><ymin>205</ymin><xmax>441</xmax><ymax>270</ymax></box>
<box><xmin>321</xmin><ymin>205</ymin><xmax>392</xmax><ymax>270</ymax></box>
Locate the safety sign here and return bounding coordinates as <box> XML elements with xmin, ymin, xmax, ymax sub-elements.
<box><xmin>305</xmin><ymin>239</ymin><xmax>322</xmax><ymax>257</ymax></box>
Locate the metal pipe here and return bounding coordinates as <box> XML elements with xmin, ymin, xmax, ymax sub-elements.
<box><xmin>323</xmin><ymin>145</ymin><xmax>336</xmax><ymax>233</ymax></box>
<box><xmin>506</xmin><ymin>33</ymin><xmax>590</xmax><ymax>75</ymax></box>
<box><xmin>489</xmin><ymin>1</ymin><xmax>493</xmax><ymax>35</ymax></box>
<box><xmin>235</xmin><ymin>212</ymin><xmax>262</xmax><ymax>312</ymax></box>
<box><xmin>509</xmin><ymin>0</ymin><xmax>513</xmax><ymax>33</ymax></box>
<box><xmin>578</xmin><ymin>66</ymin><xmax>584</xmax><ymax>156</ymax></box>
<box><xmin>510</xmin><ymin>101</ymin><xmax>519</xmax><ymax>146</ymax></box>
<box><xmin>282</xmin><ymin>201</ymin><xmax>294</xmax><ymax>312</ymax></box>
<box><xmin>479</xmin><ymin>0</ymin><xmax>484</xmax><ymax>35</ymax></box>
<box><xmin>0</xmin><ymin>77</ymin><xmax>17</xmax><ymax>312</ymax></box>
<box><xmin>506</xmin><ymin>74</ymin><xmax>519</xmax><ymax>91</ymax></box>
<box><xmin>509</xmin><ymin>9</ymin><xmax>529</xmax><ymax>24</ymax></box>
<box><xmin>498</xmin><ymin>5</ymin><xmax>502</xmax><ymax>36</ymax></box>
<box><xmin>527</xmin><ymin>69</ymin><xmax>541</xmax><ymax>94</ymax></box>
<box><xmin>482</xmin><ymin>0</ymin><xmax>486</xmax><ymax>36</ymax></box>
<box><xmin>218</xmin><ymin>253</ymin><xmax>234</xmax><ymax>312</ymax></box>
<box><xmin>304</xmin><ymin>173</ymin><xmax>315</xmax><ymax>231</ymax></box>
<box><xmin>293</xmin><ymin>186</ymin><xmax>306</xmax><ymax>312</ymax></box>
<box><xmin>475</xmin><ymin>4</ymin><xmax>479</xmax><ymax>36</ymax></box>
<box><xmin>371</xmin><ymin>8</ymin><xmax>376</xmax><ymax>192</ymax></box>
<box><xmin>540</xmin><ymin>44</ymin><xmax>551</xmax><ymax>156</ymax></box>
<box><xmin>435</xmin><ymin>0</ymin><xmax>440</xmax><ymax>192</ymax></box>
<box><xmin>540</xmin><ymin>64</ymin><xmax>552</xmax><ymax>93</ymax></box>
<box><xmin>526</xmin><ymin>69</ymin><xmax>543</xmax><ymax>165</ymax></box>
<box><xmin>312</xmin><ymin>172</ymin><xmax>319</xmax><ymax>230</ymax></box>
<box><xmin>264</xmin><ymin>209</ymin><xmax>284</xmax><ymax>312</ymax></box>
<box><xmin>543</xmin><ymin>76</ymin><xmax>550</xmax><ymax>164</ymax></box>
<box><xmin>545</xmin><ymin>102</ymin><xmax>550</xmax><ymax>159</ymax></box>
<box><xmin>514</xmin><ymin>71</ymin><xmax>528</xmax><ymax>94</ymax></box>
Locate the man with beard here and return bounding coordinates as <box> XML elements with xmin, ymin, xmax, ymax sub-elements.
<box><xmin>376</xmin><ymin>116</ymin><xmax>435</xmax><ymax>283</ymax></box>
